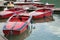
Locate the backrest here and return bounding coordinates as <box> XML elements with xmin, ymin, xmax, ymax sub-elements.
<box><xmin>10</xmin><ymin>17</ymin><xmax>20</xmax><ymax>22</ymax></box>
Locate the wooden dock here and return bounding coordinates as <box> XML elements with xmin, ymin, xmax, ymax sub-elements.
<box><xmin>54</xmin><ymin>8</ymin><xmax>60</xmax><ymax>11</ymax></box>
<box><xmin>54</xmin><ymin>8</ymin><xmax>60</xmax><ymax>14</ymax></box>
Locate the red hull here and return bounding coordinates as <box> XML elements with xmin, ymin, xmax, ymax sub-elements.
<box><xmin>14</xmin><ymin>2</ymin><xmax>44</xmax><ymax>8</ymax></box>
<box><xmin>33</xmin><ymin>14</ymin><xmax>44</xmax><ymax>19</ymax></box>
<box><xmin>3</xmin><ymin>15</ymin><xmax>32</xmax><ymax>35</ymax></box>
<box><xmin>0</xmin><ymin>8</ymin><xmax>24</xmax><ymax>18</ymax></box>
<box><xmin>1</xmin><ymin>13</ymin><xmax>13</xmax><ymax>18</ymax></box>
<box><xmin>13</xmin><ymin>25</ymin><xmax>28</xmax><ymax>35</ymax></box>
<box><xmin>33</xmin><ymin>3</ymin><xmax>44</xmax><ymax>8</ymax></box>
<box><xmin>3</xmin><ymin>25</ymin><xmax>28</xmax><ymax>35</ymax></box>
<box><xmin>33</xmin><ymin>9</ymin><xmax>52</xmax><ymax>19</ymax></box>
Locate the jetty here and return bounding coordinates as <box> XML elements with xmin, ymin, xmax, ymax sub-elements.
<box><xmin>54</xmin><ymin>8</ymin><xmax>60</xmax><ymax>11</ymax></box>
<box><xmin>54</xmin><ymin>8</ymin><xmax>60</xmax><ymax>14</ymax></box>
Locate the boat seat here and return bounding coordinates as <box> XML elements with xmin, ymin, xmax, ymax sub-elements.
<box><xmin>10</xmin><ymin>17</ymin><xmax>20</xmax><ymax>22</ymax></box>
<box><xmin>21</xmin><ymin>17</ymin><xmax>29</xmax><ymax>21</ymax></box>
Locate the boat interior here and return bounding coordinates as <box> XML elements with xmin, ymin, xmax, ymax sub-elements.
<box><xmin>6</xmin><ymin>7</ymin><xmax>36</xmax><ymax>13</ymax></box>
<box><xmin>36</xmin><ymin>8</ymin><xmax>52</xmax><ymax>12</ymax></box>
<box><xmin>9</xmin><ymin>15</ymin><xmax>29</xmax><ymax>22</ymax></box>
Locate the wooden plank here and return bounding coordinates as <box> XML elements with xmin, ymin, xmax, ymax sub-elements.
<box><xmin>54</xmin><ymin>8</ymin><xmax>60</xmax><ymax>11</ymax></box>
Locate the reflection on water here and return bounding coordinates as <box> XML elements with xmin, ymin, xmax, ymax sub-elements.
<box><xmin>0</xmin><ymin>14</ymin><xmax>60</xmax><ymax>40</ymax></box>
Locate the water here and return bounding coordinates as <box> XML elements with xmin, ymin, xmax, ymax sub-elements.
<box><xmin>0</xmin><ymin>14</ymin><xmax>60</xmax><ymax>40</ymax></box>
<box><xmin>41</xmin><ymin>0</ymin><xmax>60</xmax><ymax>8</ymax></box>
<box><xmin>16</xmin><ymin>0</ymin><xmax>60</xmax><ymax>7</ymax></box>
<box><xmin>24</xmin><ymin>14</ymin><xmax>60</xmax><ymax>40</ymax></box>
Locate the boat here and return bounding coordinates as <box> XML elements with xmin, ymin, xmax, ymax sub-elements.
<box><xmin>45</xmin><ymin>3</ymin><xmax>55</xmax><ymax>9</ymax></box>
<box><xmin>14</xmin><ymin>2</ymin><xmax>44</xmax><ymax>8</ymax></box>
<box><xmin>13</xmin><ymin>0</ymin><xmax>54</xmax><ymax>19</ymax></box>
<box><xmin>33</xmin><ymin>8</ymin><xmax>53</xmax><ymax>19</ymax></box>
<box><xmin>19</xmin><ymin>8</ymin><xmax>53</xmax><ymax>19</ymax></box>
<box><xmin>14</xmin><ymin>0</ymin><xmax>54</xmax><ymax>9</ymax></box>
<box><xmin>0</xmin><ymin>8</ymin><xmax>24</xmax><ymax>18</ymax></box>
<box><xmin>3</xmin><ymin>14</ymin><xmax>32</xmax><ymax>35</ymax></box>
<box><xmin>1</xmin><ymin>0</ymin><xmax>54</xmax><ymax>19</ymax></box>
<box><xmin>5</xmin><ymin>29</ymin><xmax>31</xmax><ymax>40</ymax></box>
<box><xmin>14</xmin><ymin>0</ymin><xmax>44</xmax><ymax>9</ymax></box>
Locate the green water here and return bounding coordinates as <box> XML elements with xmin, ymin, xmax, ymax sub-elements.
<box><xmin>41</xmin><ymin>0</ymin><xmax>60</xmax><ymax>8</ymax></box>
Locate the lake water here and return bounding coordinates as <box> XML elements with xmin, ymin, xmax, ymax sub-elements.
<box><xmin>41</xmin><ymin>0</ymin><xmax>60</xmax><ymax>8</ymax></box>
<box><xmin>0</xmin><ymin>14</ymin><xmax>60</xmax><ymax>40</ymax></box>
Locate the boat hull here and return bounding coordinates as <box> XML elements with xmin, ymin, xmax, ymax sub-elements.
<box><xmin>14</xmin><ymin>2</ymin><xmax>44</xmax><ymax>8</ymax></box>
<box><xmin>0</xmin><ymin>13</ymin><xmax>13</xmax><ymax>18</ymax></box>
<box><xmin>32</xmin><ymin>14</ymin><xmax>44</xmax><ymax>19</ymax></box>
<box><xmin>0</xmin><ymin>8</ymin><xmax>24</xmax><ymax>18</ymax></box>
<box><xmin>32</xmin><ymin>9</ymin><xmax>53</xmax><ymax>19</ymax></box>
<box><xmin>3</xmin><ymin>25</ymin><xmax>28</xmax><ymax>35</ymax></box>
<box><xmin>3</xmin><ymin>14</ymin><xmax>32</xmax><ymax>35</ymax></box>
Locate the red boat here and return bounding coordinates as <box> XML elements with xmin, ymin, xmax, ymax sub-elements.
<box><xmin>19</xmin><ymin>8</ymin><xmax>53</xmax><ymax>19</ymax></box>
<box><xmin>3</xmin><ymin>14</ymin><xmax>32</xmax><ymax>35</ymax></box>
<box><xmin>32</xmin><ymin>8</ymin><xmax>53</xmax><ymax>19</ymax></box>
<box><xmin>0</xmin><ymin>8</ymin><xmax>24</xmax><ymax>18</ymax></box>
<box><xmin>0</xmin><ymin>11</ymin><xmax>13</xmax><ymax>18</ymax></box>
<box><xmin>45</xmin><ymin>3</ymin><xmax>55</xmax><ymax>9</ymax></box>
<box><xmin>13</xmin><ymin>0</ymin><xmax>54</xmax><ymax>19</ymax></box>
<box><xmin>14</xmin><ymin>2</ymin><xmax>44</xmax><ymax>8</ymax></box>
<box><xmin>1</xmin><ymin>0</ymin><xmax>54</xmax><ymax>19</ymax></box>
